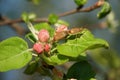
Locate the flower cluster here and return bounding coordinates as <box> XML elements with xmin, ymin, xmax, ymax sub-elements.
<box><xmin>33</xmin><ymin>29</ymin><xmax>51</xmax><ymax>54</ymax></box>
<box><xmin>33</xmin><ymin>24</ymin><xmax>68</xmax><ymax>54</ymax></box>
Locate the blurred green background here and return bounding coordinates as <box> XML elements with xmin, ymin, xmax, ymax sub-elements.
<box><xmin>0</xmin><ymin>0</ymin><xmax>120</xmax><ymax>80</ymax></box>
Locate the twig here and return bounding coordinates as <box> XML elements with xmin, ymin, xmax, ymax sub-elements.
<box><xmin>0</xmin><ymin>18</ymin><xmax>48</xmax><ymax>25</ymax></box>
<box><xmin>0</xmin><ymin>16</ymin><xmax>26</xmax><ymax>35</ymax></box>
<box><xmin>0</xmin><ymin>0</ymin><xmax>104</xmax><ymax>26</ymax></box>
<box><xmin>58</xmin><ymin>0</ymin><xmax>104</xmax><ymax>17</ymax></box>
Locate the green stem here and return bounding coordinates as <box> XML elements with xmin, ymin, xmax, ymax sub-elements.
<box><xmin>50</xmin><ymin>48</ymin><xmax>57</xmax><ymax>53</ymax></box>
<box><xmin>32</xmin><ymin>53</ymin><xmax>38</xmax><ymax>57</ymax></box>
<box><xmin>27</xmin><ymin>48</ymin><xmax>39</xmax><ymax>57</ymax></box>
<box><xmin>27</xmin><ymin>22</ymin><xmax>38</xmax><ymax>41</ymax></box>
<box><xmin>27</xmin><ymin>48</ymin><xmax>33</xmax><ymax>51</ymax></box>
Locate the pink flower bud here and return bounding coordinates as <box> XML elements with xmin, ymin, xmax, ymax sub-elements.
<box><xmin>33</xmin><ymin>43</ymin><xmax>44</xmax><ymax>54</ymax></box>
<box><xmin>56</xmin><ymin>25</ymin><xmax>68</xmax><ymax>32</ymax></box>
<box><xmin>38</xmin><ymin>29</ymin><xmax>50</xmax><ymax>42</ymax></box>
<box><xmin>44</xmin><ymin>44</ymin><xmax>51</xmax><ymax>52</ymax></box>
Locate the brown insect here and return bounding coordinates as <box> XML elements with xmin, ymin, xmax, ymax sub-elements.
<box><xmin>69</xmin><ymin>27</ymin><xmax>83</xmax><ymax>34</ymax></box>
<box><xmin>54</xmin><ymin>28</ymin><xmax>84</xmax><ymax>41</ymax></box>
<box><xmin>54</xmin><ymin>31</ymin><xmax>68</xmax><ymax>41</ymax></box>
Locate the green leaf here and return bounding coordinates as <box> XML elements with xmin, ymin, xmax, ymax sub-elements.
<box><xmin>41</xmin><ymin>54</ymin><xmax>69</xmax><ymax>65</ymax></box>
<box><xmin>21</xmin><ymin>12</ymin><xmax>29</xmax><ymax>22</ymax></box>
<box><xmin>34</xmin><ymin>23</ymin><xmax>55</xmax><ymax>37</ymax></box>
<box><xmin>56</xmin><ymin>20</ymin><xmax>69</xmax><ymax>26</ymax></box>
<box><xmin>24</xmin><ymin>57</ymin><xmax>39</xmax><ymax>75</ymax></box>
<box><xmin>28</xmin><ymin>13</ymin><xmax>36</xmax><ymax>20</ymax></box>
<box><xmin>57</xmin><ymin>29</ymin><xmax>109</xmax><ymax>58</ymax></box>
<box><xmin>90</xmin><ymin>49</ymin><xmax>120</xmax><ymax>69</ymax></box>
<box><xmin>97</xmin><ymin>1</ymin><xmax>111</xmax><ymax>19</ymax></box>
<box><xmin>48</xmin><ymin>14</ymin><xmax>58</xmax><ymax>24</ymax></box>
<box><xmin>37</xmin><ymin>66</ymin><xmax>52</xmax><ymax>76</ymax></box>
<box><xmin>21</xmin><ymin>12</ymin><xmax>36</xmax><ymax>22</ymax></box>
<box><xmin>74</xmin><ymin>0</ymin><xmax>87</xmax><ymax>6</ymax></box>
<box><xmin>25</xmin><ymin>33</ymin><xmax>36</xmax><ymax>43</ymax></box>
<box><xmin>24</xmin><ymin>61</ymin><xmax>38</xmax><ymax>75</ymax></box>
<box><xmin>66</xmin><ymin>61</ymin><xmax>96</xmax><ymax>80</ymax></box>
<box><xmin>68</xmin><ymin>52</ymin><xmax>87</xmax><ymax>61</ymax></box>
<box><xmin>32</xmin><ymin>0</ymin><xmax>40</xmax><ymax>5</ymax></box>
<box><xmin>90</xmin><ymin>78</ymin><xmax>96</xmax><ymax>80</ymax></box>
<box><xmin>27</xmin><ymin>0</ymin><xmax>41</xmax><ymax>5</ymax></box>
<box><xmin>0</xmin><ymin>37</ymin><xmax>32</xmax><ymax>72</ymax></box>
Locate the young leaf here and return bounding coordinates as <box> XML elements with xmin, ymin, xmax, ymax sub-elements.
<box><xmin>27</xmin><ymin>0</ymin><xmax>41</xmax><ymax>5</ymax></box>
<box><xmin>74</xmin><ymin>0</ymin><xmax>87</xmax><ymax>6</ymax></box>
<box><xmin>66</xmin><ymin>61</ymin><xmax>96</xmax><ymax>80</ymax></box>
<box><xmin>21</xmin><ymin>12</ymin><xmax>36</xmax><ymax>22</ymax></box>
<box><xmin>21</xmin><ymin>12</ymin><xmax>29</xmax><ymax>23</ymax></box>
<box><xmin>48</xmin><ymin>14</ymin><xmax>58</xmax><ymax>24</ymax></box>
<box><xmin>90</xmin><ymin>78</ymin><xmax>96</xmax><ymax>80</ymax></box>
<box><xmin>56</xmin><ymin>20</ymin><xmax>69</xmax><ymax>26</ymax></box>
<box><xmin>32</xmin><ymin>0</ymin><xmax>40</xmax><ymax>5</ymax></box>
<box><xmin>0</xmin><ymin>37</ymin><xmax>32</xmax><ymax>72</ymax></box>
<box><xmin>28</xmin><ymin>13</ymin><xmax>36</xmax><ymax>20</ymax></box>
<box><xmin>97</xmin><ymin>1</ymin><xmax>111</xmax><ymax>19</ymax></box>
<box><xmin>57</xmin><ymin>29</ymin><xmax>109</xmax><ymax>58</ymax></box>
<box><xmin>34</xmin><ymin>23</ymin><xmax>55</xmax><ymax>37</ymax></box>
